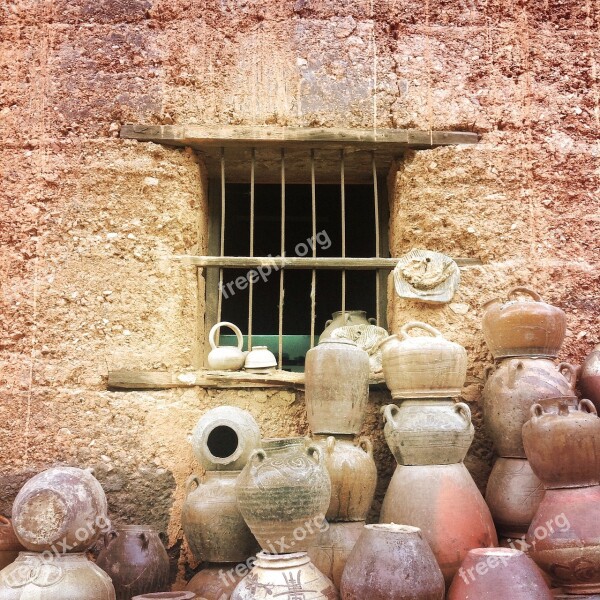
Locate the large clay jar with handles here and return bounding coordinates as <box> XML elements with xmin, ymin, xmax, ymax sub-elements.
<box><xmin>522</xmin><ymin>397</ymin><xmax>600</xmax><ymax>488</ymax></box>
<box><xmin>311</xmin><ymin>435</ymin><xmax>377</xmax><ymax>521</ymax></box>
<box><xmin>0</xmin><ymin>517</ymin><xmax>24</xmax><ymax>570</ymax></box>
<box><xmin>483</xmin><ymin>359</ymin><xmax>576</xmax><ymax>458</ymax></box>
<box><xmin>581</xmin><ymin>343</ymin><xmax>600</xmax><ymax>413</ymax></box>
<box><xmin>382</xmin><ymin>400</ymin><xmax>474</xmax><ymax>465</ymax></box>
<box><xmin>305</xmin><ymin>338</ymin><xmax>370</xmax><ymax>434</ymax></box>
<box><xmin>482</xmin><ymin>287</ymin><xmax>566</xmax><ymax>359</ymax></box>
<box><xmin>182</xmin><ymin>471</ymin><xmax>259</xmax><ymax>563</ymax></box>
<box><xmin>236</xmin><ymin>437</ymin><xmax>331</xmax><ymax>552</ymax></box>
<box><xmin>378</xmin><ymin>322</ymin><xmax>467</xmax><ymax>399</ymax></box>
<box><xmin>341</xmin><ymin>524</ymin><xmax>445</xmax><ymax>600</ymax></box>
<box><xmin>380</xmin><ymin>462</ymin><xmax>498</xmax><ymax>586</ymax></box>
<box><xmin>96</xmin><ymin>525</ymin><xmax>170</xmax><ymax>600</ymax></box>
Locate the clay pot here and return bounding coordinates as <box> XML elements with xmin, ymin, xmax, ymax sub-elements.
<box><xmin>231</xmin><ymin>551</ymin><xmax>337</xmax><ymax>600</ymax></box>
<box><xmin>133</xmin><ymin>595</ymin><xmax>195</xmax><ymax>600</ymax></box>
<box><xmin>522</xmin><ymin>397</ymin><xmax>600</xmax><ymax>488</ymax></box>
<box><xmin>380</xmin><ymin>463</ymin><xmax>498</xmax><ymax>586</ymax></box>
<box><xmin>185</xmin><ymin>563</ymin><xmax>245</xmax><ymax>600</ymax></box>
<box><xmin>207</xmin><ymin>321</ymin><xmax>247</xmax><ymax>371</ymax></box>
<box><xmin>341</xmin><ymin>524</ymin><xmax>445</xmax><ymax>600</ymax></box>
<box><xmin>483</xmin><ymin>359</ymin><xmax>577</xmax><ymax>458</ymax></box>
<box><xmin>0</xmin><ymin>517</ymin><xmax>24</xmax><ymax>571</ymax></box>
<box><xmin>236</xmin><ymin>437</ymin><xmax>331</xmax><ymax>552</ymax></box>
<box><xmin>0</xmin><ymin>552</ymin><xmax>115</xmax><ymax>599</ymax></box>
<box><xmin>319</xmin><ymin>310</ymin><xmax>376</xmax><ymax>341</ymax></box>
<box><xmin>527</xmin><ymin>485</ymin><xmax>600</xmax><ymax>594</ymax></box>
<box><xmin>382</xmin><ymin>400</ymin><xmax>474</xmax><ymax>465</ymax></box>
<box><xmin>485</xmin><ymin>458</ymin><xmax>545</xmax><ymax>538</ymax></box>
<box><xmin>447</xmin><ymin>548</ymin><xmax>553</xmax><ymax>599</ymax></box>
<box><xmin>182</xmin><ymin>471</ymin><xmax>259</xmax><ymax>563</ymax></box>
<box><xmin>482</xmin><ymin>287</ymin><xmax>566</xmax><ymax>359</ymax></box>
<box><xmin>311</xmin><ymin>435</ymin><xmax>377</xmax><ymax>521</ymax></box>
<box><xmin>307</xmin><ymin>521</ymin><xmax>364</xmax><ymax>590</ymax></box>
<box><xmin>12</xmin><ymin>466</ymin><xmax>108</xmax><ymax>553</ymax></box>
<box><xmin>305</xmin><ymin>338</ymin><xmax>370</xmax><ymax>434</ymax></box>
<box><xmin>581</xmin><ymin>344</ymin><xmax>600</xmax><ymax>412</ymax></box>
<box><xmin>378</xmin><ymin>322</ymin><xmax>467</xmax><ymax>399</ymax></box>
<box><xmin>190</xmin><ymin>406</ymin><xmax>261</xmax><ymax>471</ymax></box>
<box><xmin>96</xmin><ymin>525</ymin><xmax>170</xmax><ymax>600</ymax></box>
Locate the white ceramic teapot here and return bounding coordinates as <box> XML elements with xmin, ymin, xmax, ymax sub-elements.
<box><xmin>207</xmin><ymin>322</ymin><xmax>247</xmax><ymax>371</ymax></box>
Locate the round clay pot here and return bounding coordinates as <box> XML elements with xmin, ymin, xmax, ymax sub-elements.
<box><xmin>96</xmin><ymin>525</ymin><xmax>170</xmax><ymax>600</ymax></box>
<box><xmin>378</xmin><ymin>322</ymin><xmax>467</xmax><ymax>399</ymax></box>
<box><xmin>185</xmin><ymin>563</ymin><xmax>245</xmax><ymax>599</ymax></box>
<box><xmin>527</xmin><ymin>485</ymin><xmax>600</xmax><ymax>594</ymax></box>
<box><xmin>133</xmin><ymin>594</ymin><xmax>196</xmax><ymax>600</ymax></box>
<box><xmin>0</xmin><ymin>552</ymin><xmax>115</xmax><ymax>599</ymax></box>
<box><xmin>231</xmin><ymin>551</ymin><xmax>338</xmax><ymax>600</ymax></box>
<box><xmin>382</xmin><ymin>400</ymin><xmax>474</xmax><ymax>465</ymax></box>
<box><xmin>319</xmin><ymin>310</ymin><xmax>376</xmax><ymax>341</ymax></box>
<box><xmin>0</xmin><ymin>517</ymin><xmax>24</xmax><ymax>571</ymax></box>
<box><xmin>581</xmin><ymin>344</ymin><xmax>600</xmax><ymax>413</ymax></box>
<box><xmin>190</xmin><ymin>406</ymin><xmax>261</xmax><ymax>471</ymax></box>
<box><xmin>236</xmin><ymin>437</ymin><xmax>331</xmax><ymax>552</ymax></box>
<box><xmin>380</xmin><ymin>463</ymin><xmax>498</xmax><ymax>587</ymax></box>
<box><xmin>447</xmin><ymin>547</ymin><xmax>553</xmax><ymax>599</ymax></box>
<box><xmin>311</xmin><ymin>435</ymin><xmax>377</xmax><ymax>522</ymax></box>
<box><xmin>12</xmin><ymin>466</ymin><xmax>108</xmax><ymax>553</ymax></box>
<box><xmin>182</xmin><ymin>471</ymin><xmax>259</xmax><ymax>563</ymax></box>
<box><xmin>482</xmin><ymin>287</ymin><xmax>566</xmax><ymax>359</ymax></box>
<box><xmin>483</xmin><ymin>358</ymin><xmax>576</xmax><ymax>458</ymax></box>
<box><xmin>485</xmin><ymin>458</ymin><xmax>545</xmax><ymax>538</ymax></box>
<box><xmin>341</xmin><ymin>524</ymin><xmax>445</xmax><ymax>600</ymax></box>
<box><xmin>307</xmin><ymin>520</ymin><xmax>364</xmax><ymax>590</ymax></box>
<box><xmin>522</xmin><ymin>397</ymin><xmax>600</xmax><ymax>488</ymax></box>
<box><xmin>305</xmin><ymin>338</ymin><xmax>370</xmax><ymax>434</ymax></box>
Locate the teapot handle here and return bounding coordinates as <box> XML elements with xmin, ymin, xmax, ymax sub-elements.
<box><xmin>454</xmin><ymin>402</ymin><xmax>472</xmax><ymax>427</ymax></box>
<box><xmin>507</xmin><ymin>287</ymin><xmax>543</xmax><ymax>302</ymax></box>
<box><xmin>209</xmin><ymin>321</ymin><xmax>244</xmax><ymax>351</ymax></box>
<box><xmin>381</xmin><ymin>404</ymin><xmax>399</xmax><ymax>424</ymax></box>
<box><xmin>580</xmin><ymin>399</ymin><xmax>598</xmax><ymax>415</ymax></box>
<box><xmin>557</xmin><ymin>362</ymin><xmax>578</xmax><ymax>388</ymax></box>
<box><xmin>399</xmin><ymin>321</ymin><xmax>443</xmax><ymax>340</ymax></box>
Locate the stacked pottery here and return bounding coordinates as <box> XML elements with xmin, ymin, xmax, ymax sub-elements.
<box><xmin>0</xmin><ymin>466</ymin><xmax>116</xmax><ymax>600</ymax></box>
<box><xmin>304</xmin><ymin>336</ymin><xmax>376</xmax><ymax>590</ymax></box>
<box><xmin>183</xmin><ymin>406</ymin><xmax>261</xmax><ymax>598</ymax></box>
<box><xmin>378</xmin><ymin>322</ymin><xmax>497</xmax><ymax>586</ymax></box>
<box><xmin>522</xmin><ymin>396</ymin><xmax>600</xmax><ymax>594</ymax></box>
<box><xmin>481</xmin><ymin>287</ymin><xmax>571</xmax><ymax>543</ymax></box>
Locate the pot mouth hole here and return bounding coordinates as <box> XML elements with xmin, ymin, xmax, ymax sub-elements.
<box><xmin>366</xmin><ymin>523</ymin><xmax>421</xmax><ymax>534</ymax></box>
<box><xmin>207</xmin><ymin>425</ymin><xmax>240</xmax><ymax>461</ymax></box>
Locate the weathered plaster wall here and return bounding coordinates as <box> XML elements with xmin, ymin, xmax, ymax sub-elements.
<box><xmin>1</xmin><ymin>0</ymin><xmax>599</xmax><ymax>588</ymax></box>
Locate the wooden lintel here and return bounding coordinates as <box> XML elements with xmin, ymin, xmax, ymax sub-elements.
<box><xmin>120</xmin><ymin>124</ymin><xmax>479</xmax><ymax>150</ymax></box>
<box><xmin>173</xmin><ymin>256</ymin><xmax>484</xmax><ymax>269</ymax></box>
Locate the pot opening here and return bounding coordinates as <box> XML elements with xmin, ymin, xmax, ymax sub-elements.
<box><xmin>365</xmin><ymin>524</ymin><xmax>421</xmax><ymax>535</ymax></box>
<box><xmin>207</xmin><ymin>426</ymin><xmax>239</xmax><ymax>460</ymax></box>
<box><xmin>469</xmin><ymin>547</ymin><xmax>519</xmax><ymax>558</ymax></box>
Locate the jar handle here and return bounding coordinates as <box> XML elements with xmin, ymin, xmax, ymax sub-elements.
<box><xmin>483</xmin><ymin>365</ymin><xmax>495</xmax><ymax>383</ymax></box>
<box><xmin>399</xmin><ymin>321</ymin><xmax>443</xmax><ymax>340</ymax></box>
<box><xmin>368</xmin><ymin>317</ymin><xmax>378</xmax><ymax>326</ymax></box>
<box><xmin>185</xmin><ymin>475</ymin><xmax>201</xmax><ymax>496</ymax></box>
<box><xmin>507</xmin><ymin>287</ymin><xmax>543</xmax><ymax>302</ymax></box>
<box><xmin>357</xmin><ymin>436</ymin><xmax>374</xmax><ymax>456</ymax></box>
<box><xmin>0</xmin><ymin>515</ymin><xmax>9</xmax><ymax>527</ymax></box>
<box><xmin>139</xmin><ymin>532</ymin><xmax>149</xmax><ymax>551</ymax></box>
<box><xmin>508</xmin><ymin>360</ymin><xmax>524</xmax><ymax>389</ymax></box>
<box><xmin>557</xmin><ymin>362</ymin><xmax>578</xmax><ymax>388</ymax></box>
<box><xmin>530</xmin><ymin>403</ymin><xmax>544</xmax><ymax>419</ymax></box>
<box><xmin>249</xmin><ymin>449</ymin><xmax>266</xmax><ymax>467</ymax></box>
<box><xmin>306</xmin><ymin>444</ymin><xmax>323</xmax><ymax>465</ymax></box>
<box><xmin>325</xmin><ymin>436</ymin><xmax>336</xmax><ymax>454</ymax></box>
<box><xmin>580</xmin><ymin>398</ymin><xmax>598</xmax><ymax>415</ymax></box>
<box><xmin>381</xmin><ymin>404</ymin><xmax>399</xmax><ymax>424</ymax></box>
<box><xmin>104</xmin><ymin>530</ymin><xmax>118</xmax><ymax>548</ymax></box>
<box><xmin>324</xmin><ymin>319</ymin><xmax>333</xmax><ymax>328</ymax></box>
<box><xmin>482</xmin><ymin>297</ymin><xmax>501</xmax><ymax>310</ymax></box>
<box><xmin>208</xmin><ymin>321</ymin><xmax>244</xmax><ymax>351</ymax></box>
<box><xmin>454</xmin><ymin>402</ymin><xmax>472</xmax><ymax>427</ymax></box>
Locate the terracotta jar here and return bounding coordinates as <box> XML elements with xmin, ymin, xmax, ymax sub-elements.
<box><xmin>311</xmin><ymin>435</ymin><xmax>377</xmax><ymax>521</ymax></box>
<box><xmin>308</xmin><ymin>521</ymin><xmax>364</xmax><ymax>589</ymax></box>
<box><xmin>482</xmin><ymin>287</ymin><xmax>566</xmax><ymax>359</ymax></box>
<box><xmin>527</xmin><ymin>485</ymin><xmax>600</xmax><ymax>594</ymax></box>
<box><xmin>190</xmin><ymin>406</ymin><xmax>261</xmax><ymax>471</ymax></box>
<box><xmin>378</xmin><ymin>322</ymin><xmax>467</xmax><ymax>399</ymax></box>
<box><xmin>12</xmin><ymin>466</ymin><xmax>108</xmax><ymax>553</ymax></box>
<box><xmin>96</xmin><ymin>525</ymin><xmax>170</xmax><ymax>600</ymax></box>
<box><xmin>319</xmin><ymin>310</ymin><xmax>376</xmax><ymax>341</ymax></box>
<box><xmin>0</xmin><ymin>517</ymin><xmax>24</xmax><ymax>571</ymax></box>
<box><xmin>485</xmin><ymin>458</ymin><xmax>545</xmax><ymax>538</ymax></box>
<box><xmin>231</xmin><ymin>551</ymin><xmax>338</xmax><ymax>600</ymax></box>
<box><xmin>522</xmin><ymin>397</ymin><xmax>600</xmax><ymax>488</ymax></box>
<box><xmin>305</xmin><ymin>338</ymin><xmax>370</xmax><ymax>434</ymax></box>
<box><xmin>182</xmin><ymin>471</ymin><xmax>259</xmax><ymax>563</ymax></box>
<box><xmin>133</xmin><ymin>594</ymin><xmax>195</xmax><ymax>600</ymax></box>
<box><xmin>236</xmin><ymin>437</ymin><xmax>331</xmax><ymax>552</ymax></box>
<box><xmin>382</xmin><ymin>400</ymin><xmax>474</xmax><ymax>465</ymax></box>
<box><xmin>447</xmin><ymin>548</ymin><xmax>553</xmax><ymax>599</ymax></box>
<box><xmin>582</xmin><ymin>344</ymin><xmax>600</xmax><ymax>412</ymax></box>
<box><xmin>380</xmin><ymin>463</ymin><xmax>498</xmax><ymax>586</ymax></box>
<box><xmin>341</xmin><ymin>524</ymin><xmax>445</xmax><ymax>600</ymax></box>
<box><xmin>185</xmin><ymin>563</ymin><xmax>245</xmax><ymax>599</ymax></box>
<box><xmin>483</xmin><ymin>359</ymin><xmax>576</xmax><ymax>457</ymax></box>
<box><xmin>0</xmin><ymin>552</ymin><xmax>115</xmax><ymax>599</ymax></box>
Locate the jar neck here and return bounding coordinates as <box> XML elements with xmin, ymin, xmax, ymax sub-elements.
<box><xmin>254</xmin><ymin>551</ymin><xmax>310</xmax><ymax>569</ymax></box>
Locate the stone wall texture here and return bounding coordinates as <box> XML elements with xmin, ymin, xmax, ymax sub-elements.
<box><xmin>1</xmin><ymin>0</ymin><xmax>599</xmax><ymax>588</ymax></box>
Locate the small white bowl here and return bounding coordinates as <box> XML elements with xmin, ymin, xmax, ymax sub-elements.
<box><xmin>244</xmin><ymin>346</ymin><xmax>277</xmax><ymax>369</ymax></box>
